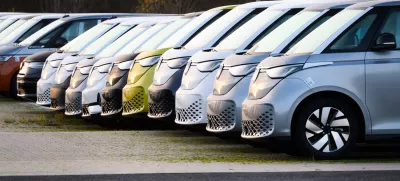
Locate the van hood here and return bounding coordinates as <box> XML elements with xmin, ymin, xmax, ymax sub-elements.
<box><xmin>190</xmin><ymin>51</ymin><xmax>233</xmax><ymax>63</ymax></box>
<box><xmin>61</xmin><ymin>55</ymin><xmax>91</xmax><ymax>65</ymax></box>
<box><xmin>258</xmin><ymin>54</ymin><xmax>310</xmax><ymax>69</ymax></box>
<box><xmin>161</xmin><ymin>48</ymin><xmax>201</xmax><ymax>60</ymax></box>
<box><xmin>0</xmin><ymin>46</ymin><xmax>22</xmax><ymax>56</ymax></box>
<box><xmin>77</xmin><ymin>57</ymin><xmax>99</xmax><ymax>68</ymax></box>
<box><xmin>47</xmin><ymin>52</ymin><xmax>76</xmax><ymax>62</ymax></box>
<box><xmin>222</xmin><ymin>54</ymin><xmax>269</xmax><ymax>67</ymax></box>
<box><xmin>24</xmin><ymin>51</ymin><xmax>56</xmax><ymax>63</ymax></box>
<box><xmin>136</xmin><ymin>48</ymin><xmax>170</xmax><ymax>61</ymax></box>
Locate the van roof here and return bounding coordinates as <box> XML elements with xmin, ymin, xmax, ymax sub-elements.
<box><xmin>349</xmin><ymin>0</ymin><xmax>400</xmax><ymax>9</ymax></box>
<box><xmin>305</xmin><ymin>1</ymin><xmax>365</xmax><ymax>11</ymax></box>
<box><xmin>31</xmin><ymin>14</ymin><xmax>66</xmax><ymax>20</ymax></box>
<box><xmin>236</xmin><ymin>1</ymin><xmax>283</xmax><ymax>9</ymax></box>
<box><xmin>209</xmin><ymin>5</ymin><xmax>238</xmax><ymax>11</ymax></box>
<box><xmin>0</xmin><ymin>14</ymin><xmax>37</xmax><ymax>20</ymax></box>
<box><xmin>267</xmin><ymin>1</ymin><xmax>320</xmax><ymax>10</ymax></box>
<box><xmin>56</xmin><ymin>14</ymin><xmax>134</xmax><ymax>22</ymax></box>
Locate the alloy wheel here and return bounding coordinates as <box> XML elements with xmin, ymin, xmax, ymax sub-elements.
<box><xmin>305</xmin><ymin>107</ymin><xmax>350</xmax><ymax>153</ymax></box>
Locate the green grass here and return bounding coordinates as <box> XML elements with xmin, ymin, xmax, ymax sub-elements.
<box><xmin>0</xmin><ymin>96</ymin><xmax>104</xmax><ymax>132</ymax></box>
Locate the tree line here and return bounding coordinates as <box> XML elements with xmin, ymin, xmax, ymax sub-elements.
<box><xmin>0</xmin><ymin>0</ymin><xmax>255</xmax><ymax>14</ymax></box>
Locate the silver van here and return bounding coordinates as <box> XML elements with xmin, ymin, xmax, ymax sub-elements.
<box><xmin>49</xmin><ymin>18</ymin><xmax>152</xmax><ymax>111</ymax></box>
<box><xmin>206</xmin><ymin>1</ymin><xmax>357</xmax><ymax>134</ymax></box>
<box><xmin>241</xmin><ymin>0</ymin><xmax>400</xmax><ymax>159</ymax></box>
<box><xmin>149</xmin><ymin>1</ymin><xmax>283</xmax><ymax>121</ymax></box>
<box><xmin>34</xmin><ymin>17</ymin><xmax>133</xmax><ymax>105</ymax></box>
<box><xmin>64</xmin><ymin>18</ymin><xmax>171</xmax><ymax>116</ymax></box>
<box><xmin>174</xmin><ymin>1</ymin><xmax>318</xmax><ymax>127</ymax></box>
<box><xmin>0</xmin><ymin>14</ymin><xmax>64</xmax><ymax>47</ymax></box>
<box><xmin>80</xmin><ymin>19</ymin><xmax>178</xmax><ymax>119</ymax></box>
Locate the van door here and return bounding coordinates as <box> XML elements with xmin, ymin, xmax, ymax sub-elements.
<box><xmin>365</xmin><ymin>8</ymin><xmax>400</xmax><ymax>135</ymax></box>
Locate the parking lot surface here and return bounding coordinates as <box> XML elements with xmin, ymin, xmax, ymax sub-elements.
<box><xmin>1</xmin><ymin>96</ymin><xmax>400</xmax><ymax>176</ymax></box>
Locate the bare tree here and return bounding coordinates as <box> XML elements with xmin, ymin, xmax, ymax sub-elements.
<box><xmin>136</xmin><ymin>0</ymin><xmax>199</xmax><ymax>14</ymax></box>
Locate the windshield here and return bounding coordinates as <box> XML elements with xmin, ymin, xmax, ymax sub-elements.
<box><xmin>184</xmin><ymin>8</ymin><xmax>249</xmax><ymax>50</ymax></box>
<box><xmin>159</xmin><ymin>11</ymin><xmax>219</xmax><ymax>49</ymax></box>
<box><xmin>61</xmin><ymin>24</ymin><xmax>114</xmax><ymax>53</ymax></box>
<box><xmin>79</xmin><ymin>25</ymin><xmax>131</xmax><ymax>56</ymax></box>
<box><xmin>139</xmin><ymin>19</ymin><xmax>191</xmax><ymax>52</ymax></box>
<box><xmin>117</xmin><ymin>23</ymin><xmax>166</xmax><ymax>55</ymax></box>
<box><xmin>97</xmin><ymin>27</ymin><xmax>147</xmax><ymax>58</ymax></box>
<box><xmin>214</xmin><ymin>10</ymin><xmax>283</xmax><ymax>51</ymax></box>
<box><xmin>251</xmin><ymin>11</ymin><xmax>321</xmax><ymax>54</ymax></box>
<box><xmin>0</xmin><ymin>19</ymin><xmax>38</xmax><ymax>44</ymax></box>
<box><xmin>0</xmin><ymin>19</ymin><xmax>28</xmax><ymax>40</ymax></box>
<box><xmin>288</xmin><ymin>9</ymin><xmax>365</xmax><ymax>55</ymax></box>
<box><xmin>0</xmin><ymin>19</ymin><xmax>17</xmax><ymax>32</ymax></box>
<box><xmin>19</xmin><ymin>20</ymin><xmax>65</xmax><ymax>46</ymax></box>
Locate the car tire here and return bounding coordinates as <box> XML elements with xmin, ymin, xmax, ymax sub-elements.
<box><xmin>292</xmin><ymin>97</ymin><xmax>359</xmax><ymax>159</ymax></box>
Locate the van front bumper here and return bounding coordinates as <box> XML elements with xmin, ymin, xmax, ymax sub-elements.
<box><xmin>206</xmin><ymin>77</ymin><xmax>252</xmax><ymax>133</ymax></box>
<box><xmin>17</xmin><ymin>77</ymin><xmax>39</xmax><ymax>98</ymax></box>
<box><xmin>36</xmin><ymin>76</ymin><xmax>56</xmax><ymax>106</ymax></box>
<box><xmin>241</xmin><ymin>78</ymin><xmax>310</xmax><ymax>140</ymax></box>
<box><xmin>175</xmin><ymin>71</ymin><xmax>217</xmax><ymax>126</ymax></box>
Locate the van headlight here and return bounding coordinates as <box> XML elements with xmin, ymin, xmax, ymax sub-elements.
<box><xmin>70</xmin><ymin>66</ymin><xmax>91</xmax><ymax>89</ymax></box>
<box><xmin>166</xmin><ymin>58</ymin><xmax>189</xmax><ymax>69</ymax></box>
<box><xmin>266</xmin><ymin>64</ymin><xmax>303</xmax><ymax>79</ymax></box>
<box><xmin>197</xmin><ymin>61</ymin><xmax>222</xmax><ymax>72</ymax></box>
<box><xmin>49</xmin><ymin>59</ymin><xmax>62</xmax><ymax>68</ymax></box>
<box><xmin>87</xmin><ymin>64</ymin><xmax>111</xmax><ymax>87</ymax></box>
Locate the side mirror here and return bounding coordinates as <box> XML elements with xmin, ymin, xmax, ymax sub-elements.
<box><xmin>55</xmin><ymin>38</ymin><xmax>68</xmax><ymax>47</ymax></box>
<box><xmin>372</xmin><ymin>33</ymin><xmax>397</xmax><ymax>51</ymax></box>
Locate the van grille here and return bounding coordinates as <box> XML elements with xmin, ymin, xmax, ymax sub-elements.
<box><xmin>242</xmin><ymin>106</ymin><xmax>274</xmax><ymax>137</ymax></box>
<box><xmin>65</xmin><ymin>94</ymin><xmax>82</xmax><ymax>115</ymax></box>
<box><xmin>148</xmin><ymin>90</ymin><xmax>174</xmax><ymax>118</ymax></box>
<box><xmin>175</xmin><ymin>97</ymin><xmax>202</xmax><ymax>124</ymax></box>
<box><xmin>207</xmin><ymin>101</ymin><xmax>236</xmax><ymax>132</ymax></box>
<box><xmin>82</xmin><ymin>104</ymin><xmax>90</xmax><ymax>116</ymax></box>
<box><xmin>37</xmin><ymin>89</ymin><xmax>50</xmax><ymax>104</ymax></box>
<box><xmin>122</xmin><ymin>88</ymin><xmax>145</xmax><ymax>114</ymax></box>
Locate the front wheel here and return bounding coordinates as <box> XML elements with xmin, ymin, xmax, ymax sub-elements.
<box><xmin>292</xmin><ymin>98</ymin><xmax>359</xmax><ymax>159</ymax></box>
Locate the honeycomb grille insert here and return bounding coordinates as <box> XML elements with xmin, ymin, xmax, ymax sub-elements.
<box><xmin>122</xmin><ymin>89</ymin><xmax>145</xmax><ymax>114</ymax></box>
<box><xmin>148</xmin><ymin>90</ymin><xmax>174</xmax><ymax>118</ymax></box>
<box><xmin>50</xmin><ymin>96</ymin><xmax>65</xmax><ymax>110</ymax></box>
<box><xmin>207</xmin><ymin>103</ymin><xmax>236</xmax><ymax>132</ymax></box>
<box><xmin>175</xmin><ymin>97</ymin><xmax>202</xmax><ymax>124</ymax></box>
<box><xmin>82</xmin><ymin>104</ymin><xmax>89</xmax><ymax>116</ymax></box>
<box><xmin>65</xmin><ymin>94</ymin><xmax>82</xmax><ymax>115</ymax></box>
<box><xmin>37</xmin><ymin>89</ymin><xmax>50</xmax><ymax>104</ymax></box>
<box><xmin>101</xmin><ymin>95</ymin><xmax>122</xmax><ymax>115</ymax></box>
<box><xmin>242</xmin><ymin>106</ymin><xmax>274</xmax><ymax>137</ymax></box>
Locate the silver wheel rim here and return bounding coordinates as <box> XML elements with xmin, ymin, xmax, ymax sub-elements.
<box><xmin>305</xmin><ymin>107</ymin><xmax>350</xmax><ymax>153</ymax></box>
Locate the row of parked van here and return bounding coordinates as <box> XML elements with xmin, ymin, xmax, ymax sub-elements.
<box><xmin>0</xmin><ymin>0</ymin><xmax>396</xmax><ymax>159</ymax></box>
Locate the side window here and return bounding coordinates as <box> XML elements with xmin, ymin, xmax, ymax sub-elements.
<box><xmin>377</xmin><ymin>9</ymin><xmax>400</xmax><ymax>49</ymax></box>
<box><xmin>33</xmin><ymin>19</ymin><xmax>98</xmax><ymax>48</ymax></box>
<box><xmin>212</xmin><ymin>8</ymin><xmax>264</xmax><ymax>47</ymax></box>
<box><xmin>16</xmin><ymin>19</ymin><xmax>56</xmax><ymax>43</ymax></box>
<box><xmin>246</xmin><ymin>9</ymin><xmax>301</xmax><ymax>50</ymax></box>
<box><xmin>283</xmin><ymin>11</ymin><xmax>337</xmax><ymax>53</ymax></box>
<box><xmin>59</xmin><ymin>20</ymin><xmax>98</xmax><ymax>42</ymax></box>
<box><xmin>325</xmin><ymin>13</ymin><xmax>378</xmax><ymax>53</ymax></box>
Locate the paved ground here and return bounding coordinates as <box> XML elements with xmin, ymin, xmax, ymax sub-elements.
<box><xmin>1</xmin><ymin>96</ymin><xmax>400</xmax><ymax>178</ymax></box>
<box><xmin>2</xmin><ymin>171</ymin><xmax>400</xmax><ymax>181</ymax></box>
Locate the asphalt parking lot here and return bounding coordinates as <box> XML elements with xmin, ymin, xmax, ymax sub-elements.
<box><xmin>1</xmin><ymin>96</ymin><xmax>400</xmax><ymax>178</ymax></box>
